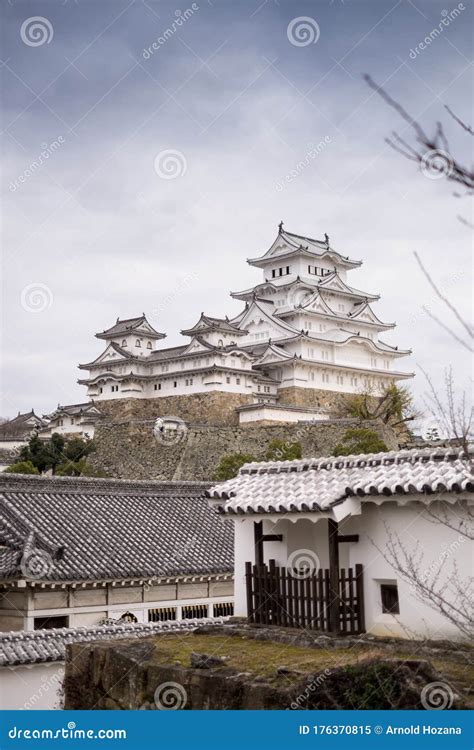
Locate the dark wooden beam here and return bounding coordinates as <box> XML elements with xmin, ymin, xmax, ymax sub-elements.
<box><xmin>337</xmin><ymin>534</ymin><xmax>359</xmax><ymax>543</ymax></box>
<box><xmin>254</xmin><ymin>521</ymin><xmax>264</xmax><ymax>566</ymax></box>
<box><xmin>328</xmin><ymin>518</ymin><xmax>340</xmax><ymax>633</ymax></box>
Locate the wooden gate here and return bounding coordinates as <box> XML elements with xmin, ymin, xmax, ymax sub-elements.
<box><xmin>245</xmin><ymin>559</ymin><xmax>365</xmax><ymax>634</ymax></box>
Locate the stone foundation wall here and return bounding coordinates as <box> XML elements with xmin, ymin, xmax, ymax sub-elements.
<box><xmin>64</xmin><ymin>626</ymin><xmax>466</xmax><ymax>710</ymax></box>
<box><xmin>96</xmin><ymin>393</ymin><xmax>254</xmax><ymax>427</ymax></box>
<box><xmin>89</xmin><ymin>418</ymin><xmax>399</xmax><ymax>481</ymax></box>
<box><xmin>278</xmin><ymin>386</ymin><xmax>349</xmax><ymax>411</ymax></box>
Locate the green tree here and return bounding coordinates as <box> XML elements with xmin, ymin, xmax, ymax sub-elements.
<box><xmin>265</xmin><ymin>438</ymin><xmax>302</xmax><ymax>461</ymax></box>
<box><xmin>333</xmin><ymin>427</ymin><xmax>389</xmax><ymax>457</ymax></box>
<box><xmin>55</xmin><ymin>458</ymin><xmax>108</xmax><ymax>477</ymax></box>
<box><xmin>63</xmin><ymin>437</ymin><xmax>95</xmax><ymax>462</ymax></box>
<box><xmin>17</xmin><ymin>433</ymin><xmax>96</xmax><ymax>475</ymax></box>
<box><xmin>213</xmin><ymin>453</ymin><xmax>256</xmax><ymax>481</ymax></box>
<box><xmin>341</xmin><ymin>383</ymin><xmax>415</xmax><ymax>427</ymax></box>
<box><xmin>5</xmin><ymin>460</ymin><xmax>39</xmax><ymax>475</ymax></box>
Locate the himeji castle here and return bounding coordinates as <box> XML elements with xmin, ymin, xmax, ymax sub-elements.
<box><xmin>78</xmin><ymin>225</ymin><xmax>413</xmax><ymax>425</ymax></box>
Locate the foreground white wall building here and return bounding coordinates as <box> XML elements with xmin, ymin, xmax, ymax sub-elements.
<box><xmin>78</xmin><ymin>225</ymin><xmax>413</xmax><ymax>423</ymax></box>
<box><xmin>208</xmin><ymin>447</ymin><xmax>473</xmax><ymax>641</ymax></box>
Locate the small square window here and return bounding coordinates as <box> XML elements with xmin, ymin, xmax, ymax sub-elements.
<box><xmin>381</xmin><ymin>583</ymin><xmax>400</xmax><ymax>614</ymax></box>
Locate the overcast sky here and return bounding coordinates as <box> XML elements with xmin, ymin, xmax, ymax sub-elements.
<box><xmin>1</xmin><ymin>0</ymin><xmax>472</xmax><ymax>426</ymax></box>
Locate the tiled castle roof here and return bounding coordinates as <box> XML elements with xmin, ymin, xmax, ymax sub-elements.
<box><xmin>207</xmin><ymin>447</ymin><xmax>474</xmax><ymax>515</ymax></box>
<box><xmin>0</xmin><ymin>474</ymin><xmax>233</xmax><ymax>581</ymax></box>
<box><xmin>0</xmin><ymin>618</ymin><xmax>229</xmax><ymax>667</ymax></box>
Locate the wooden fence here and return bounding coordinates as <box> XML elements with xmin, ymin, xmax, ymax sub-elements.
<box><xmin>245</xmin><ymin>559</ymin><xmax>365</xmax><ymax>634</ymax></box>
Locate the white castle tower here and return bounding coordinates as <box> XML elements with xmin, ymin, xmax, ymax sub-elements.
<box><xmin>78</xmin><ymin>225</ymin><xmax>413</xmax><ymax>424</ymax></box>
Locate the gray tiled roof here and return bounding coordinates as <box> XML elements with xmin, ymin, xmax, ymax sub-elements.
<box><xmin>207</xmin><ymin>447</ymin><xmax>474</xmax><ymax>515</ymax></box>
<box><xmin>0</xmin><ymin>618</ymin><xmax>229</xmax><ymax>666</ymax></box>
<box><xmin>0</xmin><ymin>474</ymin><xmax>233</xmax><ymax>581</ymax></box>
<box><xmin>0</xmin><ymin>411</ymin><xmax>45</xmax><ymax>441</ymax></box>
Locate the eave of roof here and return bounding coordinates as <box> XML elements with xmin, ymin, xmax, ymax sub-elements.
<box><xmin>96</xmin><ymin>315</ymin><xmax>166</xmax><ymax>340</ymax></box>
<box><xmin>247</xmin><ymin>229</ymin><xmax>362</xmax><ymax>268</ymax></box>
<box><xmin>207</xmin><ymin>447</ymin><xmax>474</xmax><ymax>516</ymax></box>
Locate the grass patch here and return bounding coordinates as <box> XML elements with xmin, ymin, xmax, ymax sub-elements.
<box><xmin>147</xmin><ymin>632</ymin><xmax>473</xmax><ymax>700</ymax></box>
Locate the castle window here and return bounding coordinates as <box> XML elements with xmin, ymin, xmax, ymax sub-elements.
<box><xmin>257</xmin><ymin>385</ymin><xmax>261</xmax><ymax>392</ymax></box>
<box><xmin>218</xmin><ymin>339</ymin><xmax>224</xmax><ymax>347</ymax></box>
<box><xmin>135</xmin><ymin>339</ymin><xmax>141</xmax><ymax>347</ymax></box>
<box><xmin>99</xmin><ymin>387</ymin><xmax>103</xmax><ymax>394</ymax></box>
<box><xmin>286</xmin><ymin>266</ymin><xmax>290</xmax><ymax>275</ymax></box>
<box><xmin>34</xmin><ymin>615</ymin><xmax>69</xmax><ymax>630</ymax></box>
<box><xmin>337</xmin><ymin>375</ymin><xmax>344</xmax><ymax>385</ymax></box>
<box><xmin>381</xmin><ymin>583</ymin><xmax>400</xmax><ymax>614</ymax></box>
<box><xmin>173</xmin><ymin>381</ymin><xmax>177</xmax><ymax>388</ymax></box>
<box><xmin>111</xmin><ymin>385</ymin><xmax>119</xmax><ymax>392</ymax></box>
<box><xmin>236</xmin><ymin>377</ymin><xmax>240</xmax><ymax>384</ymax></box>
<box><xmin>154</xmin><ymin>383</ymin><xmax>161</xmax><ymax>391</ymax></box>
<box><xmin>351</xmin><ymin>377</ymin><xmax>358</xmax><ymax>387</ymax></box>
<box><xmin>272</xmin><ymin>269</ymin><xmax>276</xmax><ymax>278</ymax></box>
<box><xmin>190</xmin><ymin>378</ymin><xmax>193</xmax><ymax>385</ymax></box>
<box><xmin>322</xmin><ymin>373</ymin><xmax>330</xmax><ymax>383</ymax></box>
<box><xmin>122</xmin><ymin>339</ymin><xmax>127</xmax><ymax>347</ymax></box>
<box><xmin>147</xmin><ymin>342</ymin><xmax>152</xmax><ymax>349</ymax></box>
<box><xmin>226</xmin><ymin>377</ymin><xmax>231</xmax><ymax>384</ymax></box>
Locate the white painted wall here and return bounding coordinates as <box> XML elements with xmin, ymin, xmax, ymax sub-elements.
<box><xmin>233</xmin><ymin>499</ymin><xmax>472</xmax><ymax>641</ymax></box>
<box><xmin>239</xmin><ymin>405</ymin><xmax>329</xmax><ymax>423</ymax></box>
<box><xmin>0</xmin><ymin>662</ymin><xmax>64</xmax><ymax>710</ymax></box>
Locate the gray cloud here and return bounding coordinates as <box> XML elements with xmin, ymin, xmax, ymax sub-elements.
<box><xmin>1</xmin><ymin>0</ymin><xmax>471</xmax><ymax>422</ymax></box>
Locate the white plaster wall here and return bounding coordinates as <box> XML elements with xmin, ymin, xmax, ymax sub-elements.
<box><xmin>239</xmin><ymin>406</ymin><xmax>329</xmax><ymax>423</ymax></box>
<box><xmin>0</xmin><ymin>662</ymin><xmax>64</xmax><ymax>710</ymax></box>
<box><xmin>235</xmin><ymin>501</ymin><xmax>471</xmax><ymax>640</ymax></box>
<box><xmin>343</xmin><ymin>500</ymin><xmax>472</xmax><ymax>641</ymax></box>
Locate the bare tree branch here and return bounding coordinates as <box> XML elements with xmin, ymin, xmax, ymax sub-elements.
<box><xmin>445</xmin><ymin>105</ymin><xmax>474</xmax><ymax>136</ymax></box>
<box><xmin>364</xmin><ymin>75</ymin><xmax>474</xmax><ymax>192</ymax></box>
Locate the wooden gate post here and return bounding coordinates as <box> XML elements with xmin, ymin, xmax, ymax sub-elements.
<box><xmin>245</xmin><ymin>561</ymin><xmax>254</xmax><ymax>623</ymax></box>
<box><xmin>328</xmin><ymin>518</ymin><xmax>340</xmax><ymax>633</ymax></box>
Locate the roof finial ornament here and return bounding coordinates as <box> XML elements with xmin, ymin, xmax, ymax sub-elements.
<box><xmin>324</xmin><ymin>233</ymin><xmax>329</xmax><ymax>245</ymax></box>
<box><xmin>278</xmin><ymin>220</ymin><xmax>284</xmax><ymax>233</ymax></box>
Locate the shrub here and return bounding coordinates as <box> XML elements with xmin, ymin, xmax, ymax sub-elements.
<box><xmin>333</xmin><ymin>427</ymin><xmax>389</xmax><ymax>456</ymax></box>
<box><xmin>4</xmin><ymin>460</ymin><xmax>39</xmax><ymax>475</ymax></box>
